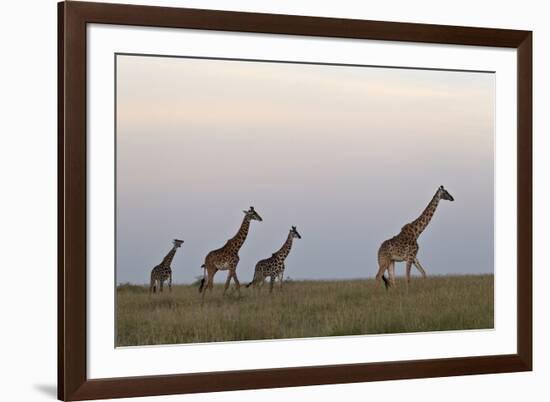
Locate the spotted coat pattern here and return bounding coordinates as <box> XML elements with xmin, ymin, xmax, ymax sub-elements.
<box><xmin>247</xmin><ymin>227</ymin><xmax>301</xmax><ymax>293</ymax></box>
<box><xmin>149</xmin><ymin>239</ymin><xmax>183</xmax><ymax>294</ymax></box>
<box><xmin>376</xmin><ymin>186</ymin><xmax>454</xmax><ymax>288</ymax></box>
<box><xmin>199</xmin><ymin>207</ymin><xmax>262</xmax><ymax>298</ymax></box>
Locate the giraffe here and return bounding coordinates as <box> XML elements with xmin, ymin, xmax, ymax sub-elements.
<box><xmin>199</xmin><ymin>206</ymin><xmax>263</xmax><ymax>298</ymax></box>
<box><xmin>246</xmin><ymin>226</ymin><xmax>301</xmax><ymax>293</ymax></box>
<box><xmin>376</xmin><ymin>185</ymin><xmax>454</xmax><ymax>289</ymax></box>
<box><xmin>149</xmin><ymin>239</ymin><xmax>184</xmax><ymax>294</ymax></box>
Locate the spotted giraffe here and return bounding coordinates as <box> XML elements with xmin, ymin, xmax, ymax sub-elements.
<box><xmin>149</xmin><ymin>239</ymin><xmax>184</xmax><ymax>294</ymax></box>
<box><xmin>247</xmin><ymin>226</ymin><xmax>301</xmax><ymax>293</ymax></box>
<box><xmin>376</xmin><ymin>186</ymin><xmax>454</xmax><ymax>289</ymax></box>
<box><xmin>199</xmin><ymin>206</ymin><xmax>262</xmax><ymax>298</ymax></box>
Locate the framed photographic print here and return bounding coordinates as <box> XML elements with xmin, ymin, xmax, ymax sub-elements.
<box><xmin>58</xmin><ymin>1</ymin><xmax>532</xmax><ymax>400</ymax></box>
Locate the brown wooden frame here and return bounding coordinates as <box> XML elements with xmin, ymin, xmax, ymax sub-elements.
<box><xmin>58</xmin><ymin>1</ymin><xmax>532</xmax><ymax>400</ymax></box>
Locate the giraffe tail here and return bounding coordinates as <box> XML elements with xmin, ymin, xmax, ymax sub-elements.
<box><xmin>382</xmin><ymin>274</ymin><xmax>390</xmax><ymax>290</ymax></box>
<box><xmin>198</xmin><ymin>264</ymin><xmax>206</xmax><ymax>293</ymax></box>
<box><xmin>246</xmin><ymin>271</ymin><xmax>258</xmax><ymax>288</ymax></box>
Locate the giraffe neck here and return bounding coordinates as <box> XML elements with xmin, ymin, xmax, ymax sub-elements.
<box><xmin>161</xmin><ymin>246</ymin><xmax>178</xmax><ymax>266</ymax></box>
<box><xmin>409</xmin><ymin>191</ymin><xmax>442</xmax><ymax>238</ymax></box>
<box><xmin>227</xmin><ymin>216</ymin><xmax>251</xmax><ymax>253</ymax></box>
<box><xmin>274</xmin><ymin>233</ymin><xmax>294</xmax><ymax>260</ymax></box>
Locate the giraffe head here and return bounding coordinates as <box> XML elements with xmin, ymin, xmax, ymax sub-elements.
<box><xmin>173</xmin><ymin>239</ymin><xmax>184</xmax><ymax>248</ymax></box>
<box><xmin>243</xmin><ymin>206</ymin><xmax>263</xmax><ymax>222</ymax></box>
<box><xmin>290</xmin><ymin>226</ymin><xmax>302</xmax><ymax>239</ymax></box>
<box><xmin>438</xmin><ymin>185</ymin><xmax>454</xmax><ymax>201</ymax></box>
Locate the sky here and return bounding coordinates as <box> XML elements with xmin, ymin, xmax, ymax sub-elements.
<box><xmin>116</xmin><ymin>54</ymin><xmax>495</xmax><ymax>285</ymax></box>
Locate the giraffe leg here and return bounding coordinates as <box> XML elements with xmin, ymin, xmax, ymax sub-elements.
<box><xmin>257</xmin><ymin>271</ymin><xmax>268</xmax><ymax>291</ymax></box>
<box><xmin>159</xmin><ymin>279</ymin><xmax>164</xmax><ymax>293</ymax></box>
<box><xmin>278</xmin><ymin>271</ymin><xmax>284</xmax><ymax>291</ymax></box>
<box><xmin>169</xmin><ymin>272</ymin><xmax>172</xmax><ymax>292</ymax></box>
<box><xmin>376</xmin><ymin>258</ymin><xmax>391</xmax><ymax>289</ymax></box>
<box><xmin>375</xmin><ymin>263</ymin><xmax>386</xmax><ymax>283</ymax></box>
<box><xmin>201</xmin><ymin>269</ymin><xmax>215</xmax><ymax>300</ymax></box>
<box><xmin>249</xmin><ymin>271</ymin><xmax>262</xmax><ymax>290</ymax></box>
<box><xmin>269</xmin><ymin>274</ymin><xmax>275</xmax><ymax>293</ymax></box>
<box><xmin>405</xmin><ymin>260</ymin><xmax>413</xmax><ymax>294</ymax></box>
<box><xmin>388</xmin><ymin>261</ymin><xmax>396</xmax><ymax>287</ymax></box>
<box><xmin>257</xmin><ymin>277</ymin><xmax>265</xmax><ymax>293</ymax></box>
<box><xmin>232</xmin><ymin>270</ymin><xmax>241</xmax><ymax>296</ymax></box>
<box><xmin>149</xmin><ymin>276</ymin><xmax>154</xmax><ymax>295</ymax></box>
<box><xmin>208</xmin><ymin>269</ymin><xmax>217</xmax><ymax>292</ymax></box>
<box><xmin>406</xmin><ymin>260</ymin><xmax>413</xmax><ymax>284</ymax></box>
<box><xmin>201</xmin><ymin>272</ymin><xmax>210</xmax><ymax>300</ymax></box>
<box><xmin>223</xmin><ymin>271</ymin><xmax>232</xmax><ymax>296</ymax></box>
<box><xmin>413</xmin><ymin>257</ymin><xmax>428</xmax><ymax>279</ymax></box>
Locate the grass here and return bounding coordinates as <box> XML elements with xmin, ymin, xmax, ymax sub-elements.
<box><xmin>116</xmin><ymin>275</ymin><xmax>494</xmax><ymax>346</ymax></box>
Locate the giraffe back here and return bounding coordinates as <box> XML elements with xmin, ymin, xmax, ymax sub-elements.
<box><xmin>255</xmin><ymin>255</ymin><xmax>285</xmax><ymax>278</ymax></box>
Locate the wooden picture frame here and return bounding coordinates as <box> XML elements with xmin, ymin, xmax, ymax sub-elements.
<box><xmin>58</xmin><ymin>1</ymin><xmax>532</xmax><ymax>400</ymax></box>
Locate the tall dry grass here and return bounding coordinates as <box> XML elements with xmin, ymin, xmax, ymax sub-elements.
<box><xmin>116</xmin><ymin>275</ymin><xmax>493</xmax><ymax>346</ymax></box>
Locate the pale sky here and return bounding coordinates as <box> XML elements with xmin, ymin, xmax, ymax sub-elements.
<box><xmin>116</xmin><ymin>54</ymin><xmax>494</xmax><ymax>285</ymax></box>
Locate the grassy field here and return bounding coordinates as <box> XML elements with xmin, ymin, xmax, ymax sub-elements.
<box><xmin>116</xmin><ymin>275</ymin><xmax>493</xmax><ymax>346</ymax></box>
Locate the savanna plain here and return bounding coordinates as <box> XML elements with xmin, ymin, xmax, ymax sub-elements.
<box><xmin>116</xmin><ymin>274</ymin><xmax>494</xmax><ymax>346</ymax></box>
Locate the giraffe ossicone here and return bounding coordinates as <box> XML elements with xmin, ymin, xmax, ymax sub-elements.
<box><xmin>376</xmin><ymin>186</ymin><xmax>454</xmax><ymax>289</ymax></box>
